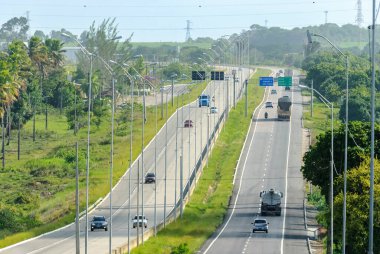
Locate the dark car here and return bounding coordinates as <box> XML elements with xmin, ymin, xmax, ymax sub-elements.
<box><xmin>145</xmin><ymin>172</ymin><xmax>156</xmax><ymax>183</ymax></box>
<box><xmin>285</xmin><ymin>86</ymin><xmax>291</xmax><ymax>91</ymax></box>
<box><xmin>184</xmin><ymin>120</ymin><xmax>193</xmax><ymax>128</ymax></box>
<box><xmin>91</xmin><ymin>216</ymin><xmax>108</xmax><ymax>231</ymax></box>
<box><xmin>252</xmin><ymin>218</ymin><xmax>269</xmax><ymax>233</ymax></box>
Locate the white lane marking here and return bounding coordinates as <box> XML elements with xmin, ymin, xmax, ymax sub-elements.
<box><xmin>233</xmin><ymin>78</ymin><xmax>269</xmax><ymax>185</ymax></box>
<box><xmin>203</xmin><ymin>87</ymin><xmax>269</xmax><ymax>254</ymax></box>
<box><xmin>280</xmin><ymin>88</ymin><xmax>293</xmax><ymax>254</ymax></box>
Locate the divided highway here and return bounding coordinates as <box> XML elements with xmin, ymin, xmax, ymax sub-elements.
<box><xmin>0</xmin><ymin>67</ymin><xmax>252</xmax><ymax>254</ymax></box>
<box><xmin>201</xmin><ymin>81</ymin><xmax>307</xmax><ymax>254</ymax></box>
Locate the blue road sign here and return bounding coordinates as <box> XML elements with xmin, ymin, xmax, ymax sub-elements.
<box><xmin>259</xmin><ymin>77</ymin><xmax>274</xmax><ymax>86</ymax></box>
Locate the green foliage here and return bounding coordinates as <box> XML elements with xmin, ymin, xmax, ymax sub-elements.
<box><xmin>0</xmin><ymin>17</ymin><xmax>29</xmax><ymax>42</ymax></box>
<box><xmin>332</xmin><ymin>159</ymin><xmax>380</xmax><ymax>253</ymax></box>
<box><xmin>301</xmin><ymin>121</ymin><xmax>380</xmax><ymax>199</ymax></box>
<box><xmin>170</xmin><ymin>243</ymin><xmax>190</xmax><ymax>254</ymax></box>
<box><xmin>26</xmin><ymin>157</ymin><xmax>74</xmax><ymax>178</ymax></box>
<box><xmin>339</xmin><ymin>94</ymin><xmax>370</xmax><ymax>122</ymax></box>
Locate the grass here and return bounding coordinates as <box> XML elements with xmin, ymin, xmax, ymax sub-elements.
<box><xmin>0</xmin><ymin>80</ymin><xmax>209</xmax><ymax>248</ymax></box>
<box><xmin>130</xmin><ymin>69</ymin><xmax>270</xmax><ymax>254</ymax></box>
<box><xmin>300</xmin><ymin>91</ymin><xmax>340</xmax><ymax>144</ymax></box>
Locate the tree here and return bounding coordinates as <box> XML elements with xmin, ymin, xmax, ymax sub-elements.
<box><xmin>301</xmin><ymin>121</ymin><xmax>380</xmax><ymax>199</ymax></box>
<box><xmin>339</xmin><ymin>94</ymin><xmax>370</xmax><ymax>122</ymax></box>
<box><xmin>332</xmin><ymin>158</ymin><xmax>380</xmax><ymax>253</ymax></box>
<box><xmin>0</xmin><ymin>17</ymin><xmax>29</xmax><ymax>42</ymax></box>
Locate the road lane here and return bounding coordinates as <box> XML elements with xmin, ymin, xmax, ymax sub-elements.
<box><xmin>0</xmin><ymin>67</ymin><xmax>252</xmax><ymax>254</ymax></box>
<box><xmin>201</xmin><ymin>82</ymin><xmax>308</xmax><ymax>254</ymax></box>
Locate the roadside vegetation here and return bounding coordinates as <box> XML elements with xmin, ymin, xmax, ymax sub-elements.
<box><xmin>300</xmin><ymin>43</ymin><xmax>380</xmax><ymax>252</ymax></box>
<box><xmin>0</xmin><ymin>19</ymin><xmax>212</xmax><ymax>247</ymax></box>
<box><xmin>130</xmin><ymin>69</ymin><xmax>270</xmax><ymax>254</ymax></box>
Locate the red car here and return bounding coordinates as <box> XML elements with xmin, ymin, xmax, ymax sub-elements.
<box><xmin>184</xmin><ymin>120</ymin><xmax>193</xmax><ymax>128</ymax></box>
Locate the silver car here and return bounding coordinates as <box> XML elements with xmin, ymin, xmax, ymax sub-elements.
<box><xmin>252</xmin><ymin>218</ymin><xmax>269</xmax><ymax>233</ymax></box>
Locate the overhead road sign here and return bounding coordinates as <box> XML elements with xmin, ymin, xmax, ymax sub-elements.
<box><xmin>259</xmin><ymin>77</ymin><xmax>274</xmax><ymax>86</ymax></box>
<box><xmin>211</xmin><ymin>71</ymin><xmax>225</xmax><ymax>80</ymax></box>
<box><xmin>192</xmin><ymin>71</ymin><xmax>206</xmax><ymax>80</ymax></box>
<box><xmin>278</xmin><ymin>76</ymin><xmax>292</xmax><ymax>86</ymax></box>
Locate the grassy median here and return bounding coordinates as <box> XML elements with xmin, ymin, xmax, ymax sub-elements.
<box><xmin>130</xmin><ymin>69</ymin><xmax>270</xmax><ymax>254</ymax></box>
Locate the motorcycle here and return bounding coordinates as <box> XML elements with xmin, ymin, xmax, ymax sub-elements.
<box><xmin>264</xmin><ymin>112</ymin><xmax>268</xmax><ymax>119</ymax></box>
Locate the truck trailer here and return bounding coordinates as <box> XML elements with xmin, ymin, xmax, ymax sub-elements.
<box><xmin>260</xmin><ymin>189</ymin><xmax>283</xmax><ymax>216</ymax></box>
<box><xmin>277</xmin><ymin>96</ymin><xmax>291</xmax><ymax>121</ymax></box>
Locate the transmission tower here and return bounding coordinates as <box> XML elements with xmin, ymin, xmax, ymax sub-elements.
<box><xmin>324</xmin><ymin>11</ymin><xmax>328</xmax><ymax>24</ymax></box>
<box><xmin>185</xmin><ymin>20</ymin><xmax>192</xmax><ymax>41</ymax></box>
<box><xmin>355</xmin><ymin>0</ymin><xmax>364</xmax><ymax>27</ymax></box>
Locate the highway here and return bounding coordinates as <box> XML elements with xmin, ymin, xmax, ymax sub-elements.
<box><xmin>0</xmin><ymin>67</ymin><xmax>252</xmax><ymax>254</ymax></box>
<box><xmin>200</xmin><ymin>80</ymin><xmax>307</xmax><ymax>254</ymax></box>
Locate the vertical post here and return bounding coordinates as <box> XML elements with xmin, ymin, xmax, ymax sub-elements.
<box><xmin>17</xmin><ymin>119</ymin><xmax>20</xmax><ymax>160</ymax></box>
<box><xmin>233</xmin><ymin>73</ymin><xmax>236</xmax><ymax>108</ymax></box>
<box><xmin>188</xmin><ymin>104</ymin><xmax>191</xmax><ymax>200</ymax></box>
<box><xmin>75</xmin><ymin>142</ymin><xmax>80</xmax><ymax>254</ymax></box>
<box><xmin>207</xmin><ymin>114</ymin><xmax>210</xmax><ymax>167</ymax></box>
<box><xmin>2</xmin><ymin>116</ymin><xmax>4</xmax><ymax>169</ymax></box>
<box><xmin>141</xmin><ymin>81</ymin><xmax>145</xmax><ymax>244</ymax></box>
<box><xmin>330</xmin><ymin>104</ymin><xmax>334</xmax><ymax>254</ymax></box>
<box><xmin>164</xmin><ymin>92</ymin><xmax>168</xmax><ymax>227</ymax></box>
<box><xmin>32</xmin><ymin>105</ymin><xmax>36</xmax><ymax>142</ymax></box>
<box><xmin>245</xmin><ymin>80</ymin><xmax>248</xmax><ymax>117</ymax></box>
<box><xmin>161</xmin><ymin>88</ymin><xmax>164</xmax><ymax>119</ymax></box>
<box><xmin>109</xmin><ymin>76</ymin><xmax>115</xmax><ymax>253</ymax></box>
<box><xmin>154</xmin><ymin>89</ymin><xmax>157</xmax><ymax>236</ymax></box>
<box><xmin>85</xmin><ymin>54</ymin><xmax>93</xmax><ymax>254</ymax></box>
<box><xmin>127</xmin><ymin>78</ymin><xmax>134</xmax><ymax>254</ymax></box>
<box><xmin>311</xmin><ymin>80</ymin><xmax>314</xmax><ymax>117</ymax></box>
<box><xmin>171</xmin><ymin>78</ymin><xmax>174</xmax><ymax>106</ymax></box>
<box><xmin>368</xmin><ymin>2</ymin><xmax>376</xmax><ymax>252</ymax></box>
<box><xmin>342</xmin><ymin>56</ymin><xmax>349</xmax><ymax>254</ymax></box>
<box><xmin>180</xmin><ymin>155</ymin><xmax>183</xmax><ymax>219</ymax></box>
<box><xmin>136</xmin><ymin>160</ymin><xmax>140</xmax><ymax>246</ymax></box>
<box><xmin>226</xmin><ymin>79</ymin><xmax>229</xmax><ymax>118</ymax></box>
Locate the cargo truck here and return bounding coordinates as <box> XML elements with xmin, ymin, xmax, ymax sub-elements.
<box><xmin>277</xmin><ymin>96</ymin><xmax>291</xmax><ymax>121</ymax></box>
<box><xmin>260</xmin><ymin>189</ymin><xmax>283</xmax><ymax>216</ymax></box>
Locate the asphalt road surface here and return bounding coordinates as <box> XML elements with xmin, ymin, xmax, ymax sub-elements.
<box><xmin>200</xmin><ymin>81</ymin><xmax>307</xmax><ymax>254</ymax></box>
<box><xmin>0</xmin><ymin>67</ymin><xmax>252</xmax><ymax>254</ymax></box>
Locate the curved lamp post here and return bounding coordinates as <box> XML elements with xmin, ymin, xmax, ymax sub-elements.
<box><xmin>300</xmin><ymin>84</ymin><xmax>334</xmax><ymax>253</ymax></box>
<box><xmin>307</xmin><ymin>30</ymin><xmax>349</xmax><ymax>254</ymax></box>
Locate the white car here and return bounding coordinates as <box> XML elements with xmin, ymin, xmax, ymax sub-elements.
<box><xmin>132</xmin><ymin>215</ymin><xmax>147</xmax><ymax>228</ymax></box>
<box><xmin>252</xmin><ymin>218</ymin><xmax>269</xmax><ymax>233</ymax></box>
<box><xmin>210</xmin><ymin>106</ymin><xmax>218</xmax><ymax>113</ymax></box>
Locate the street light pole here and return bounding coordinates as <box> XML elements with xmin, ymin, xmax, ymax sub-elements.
<box><xmin>61</xmin><ymin>33</ymin><xmax>93</xmax><ymax>254</ymax></box>
<box><xmin>368</xmin><ymin>0</ymin><xmax>376</xmax><ymax>251</ymax></box>
<box><xmin>300</xmin><ymin>84</ymin><xmax>334</xmax><ymax>253</ymax></box>
<box><xmin>307</xmin><ymin>31</ymin><xmax>348</xmax><ymax>253</ymax></box>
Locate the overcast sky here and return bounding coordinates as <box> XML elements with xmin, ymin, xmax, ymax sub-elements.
<box><xmin>0</xmin><ymin>0</ymin><xmax>373</xmax><ymax>42</ymax></box>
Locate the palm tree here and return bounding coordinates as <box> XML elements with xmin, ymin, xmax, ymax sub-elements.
<box><xmin>45</xmin><ymin>38</ymin><xmax>65</xmax><ymax>68</ymax></box>
<box><xmin>28</xmin><ymin>36</ymin><xmax>48</xmax><ymax>134</ymax></box>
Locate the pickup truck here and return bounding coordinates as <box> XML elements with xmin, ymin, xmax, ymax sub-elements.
<box><xmin>132</xmin><ymin>215</ymin><xmax>148</xmax><ymax>228</ymax></box>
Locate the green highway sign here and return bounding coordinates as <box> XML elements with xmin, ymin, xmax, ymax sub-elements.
<box><xmin>278</xmin><ymin>76</ymin><xmax>292</xmax><ymax>86</ymax></box>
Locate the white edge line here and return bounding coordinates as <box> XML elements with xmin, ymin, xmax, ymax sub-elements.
<box><xmin>0</xmin><ymin>68</ymin><xmax>249</xmax><ymax>253</ymax></box>
<box><xmin>204</xmin><ymin>74</ymin><xmax>272</xmax><ymax>253</ymax></box>
<box><xmin>280</xmin><ymin>88</ymin><xmax>293</xmax><ymax>253</ymax></box>
<box><xmin>232</xmin><ymin>70</ymin><xmax>272</xmax><ymax>185</ymax></box>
